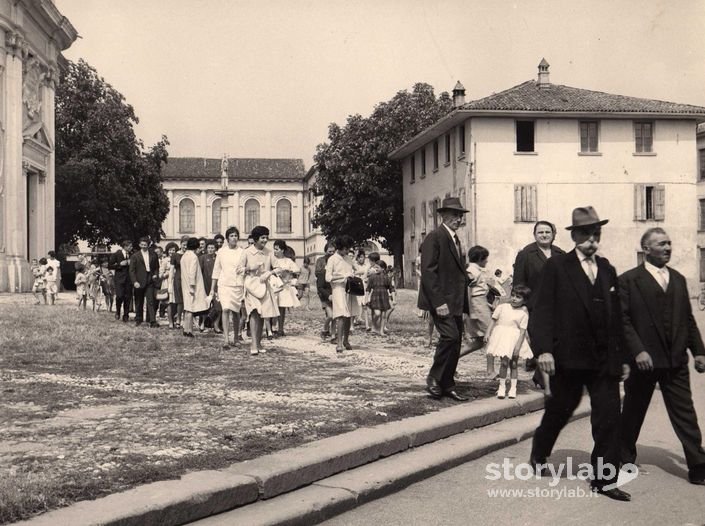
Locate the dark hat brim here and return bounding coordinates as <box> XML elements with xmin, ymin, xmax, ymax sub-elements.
<box><xmin>438</xmin><ymin>206</ymin><xmax>469</xmax><ymax>214</ymax></box>
<box><xmin>565</xmin><ymin>219</ymin><xmax>609</xmax><ymax>231</ymax></box>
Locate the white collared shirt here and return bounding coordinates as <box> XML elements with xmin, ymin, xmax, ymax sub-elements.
<box><xmin>576</xmin><ymin>249</ymin><xmax>598</xmax><ymax>281</ymax></box>
<box><xmin>644</xmin><ymin>260</ymin><xmax>669</xmax><ymax>290</ymax></box>
<box><xmin>442</xmin><ymin>223</ymin><xmax>461</xmax><ymax>257</ymax></box>
<box><xmin>141</xmin><ymin>250</ymin><xmax>151</xmax><ymax>272</ymax></box>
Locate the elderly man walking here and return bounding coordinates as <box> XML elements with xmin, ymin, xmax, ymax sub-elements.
<box><xmin>619</xmin><ymin>227</ymin><xmax>705</xmax><ymax>486</ymax></box>
<box><xmin>418</xmin><ymin>197</ymin><xmax>470</xmax><ymax>402</ymax></box>
<box><xmin>529</xmin><ymin>206</ymin><xmax>631</xmax><ymax>501</ymax></box>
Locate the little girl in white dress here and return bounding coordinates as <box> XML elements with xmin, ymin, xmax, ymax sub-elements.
<box><xmin>484</xmin><ymin>285</ymin><xmax>533</xmax><ymax>399</ymax></box>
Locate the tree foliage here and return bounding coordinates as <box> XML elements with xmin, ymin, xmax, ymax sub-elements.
<box><xmin>55</xmin><ymin>59</ymin><xmax>170</xmax><ymax>248</ymax></box>
<box><xmin>312</xmin><ymin>83</ymin><xmax>453</xmax><ymax>265</ymax></box>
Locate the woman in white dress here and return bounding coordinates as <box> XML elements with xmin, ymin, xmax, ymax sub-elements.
<box><xmin>325</xmin><ymin>235</ymin><xmax>360</xmax><ymax>352</ymax></box>
<box><xmin>180</xmin><ymin>237</ymin><xmax>209</xmax><ymax>337</ymax></box>
<box><xmin>239</xmin><ymin>226</ymin><xmax>282</xmax><ymax>355</ymax></box>
<box><xmin>212</xmin><ymin>226</ymin><xmax>245</xmax><ymax>349</ymax></box>
<box><xmin>271</xmin><ymin>240</ymin><xmax>300</xmax><ymax>336</ymax></box>
<box><xmin>353</xmin><ymin>250</ymin><xmax>371</xmax><ymax>332</ymax></box>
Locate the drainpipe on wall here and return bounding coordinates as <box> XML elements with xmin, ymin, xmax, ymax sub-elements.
<box><xmin>471</xmin><ymin>141</ymin><xmax>477</xmax><ymax>246</ymax></box>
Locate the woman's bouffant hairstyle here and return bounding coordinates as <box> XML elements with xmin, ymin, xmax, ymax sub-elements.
<box><xmin>533</xmin><ymin>221</ymin><xmax>556</xmax><ymax>235</ymax></box>
<box><xmin>511</xmin><ymin>284</ymin><xmax>531</xmax><ymax>301</ymax></box>
<box><xmin>368</xmin><ymin>251</ymin><xmax>380</xmax><ymax>263</ymax></box>
<box><xmin>273</xmin><ymin>239</ymin><xmax>287</xmax><ymax>251</ymax></box>
<box><xmin>250</xmin><ymin>225</ymin><xmax>269</xmax><ymax>241</ymax></box>
<box><xmin>467</xmin><ymin>245</ymin><xmax>489</xmax><ymax>263</ymax></box>
<box><xmin>335</xmin><ymin>235</ymin><xmax>354</xmax><ymax>251</ymax></box>
<box><xmin>186</xmin><ymin>237</ymin><xmax>200</xmax><ymax>250</ymax></box>
<box><xmin>225</xmin><ymin>226</ymin><xmax>240</xmax><ymax>240</ymax></box>
<box><xmin>164</xmin><ymin>242</ymin><xmax>179</xmax><ymax>253</ymax></box>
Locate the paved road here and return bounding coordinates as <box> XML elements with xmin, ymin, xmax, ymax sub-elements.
<box><xmin>323</xmin><ymin>359</ymin><xmax>705</xmax><ymax>526</ymax></box>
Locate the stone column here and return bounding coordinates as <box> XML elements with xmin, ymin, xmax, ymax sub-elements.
<box><xmin>295</xmin><ymin>191</ymin><xmax>303</xmax><ymax>238</ymax></box>
<box><xmin>264</xmin><ymin>191</ymin><xmax>272</xmax><ymax>231</ymax></box>
<box><xmin>0</xmin><ymin>33</ymin><xmax>7</xmax><ymax>292</ymax></box>
<box><xmin>166</xmin><ymin>190</ymin><xmax>174</xmax><ymax>239</ymax></box>
<box><xmin>3</xmin><ymin>33</ymin><xmax>27</xmax><ymax>291</ymax></box>
<box><xmin>42</xmin><ymin>68</ymin><xmax>57</xmax><ymax>256</ymax></box>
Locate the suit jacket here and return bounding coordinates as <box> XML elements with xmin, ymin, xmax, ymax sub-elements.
<box><xmin>513</xmin><ymin>242</ymin><xmax>566</xmax><ymax>294</ymax></box>
<box><xmin>417</xmin><ymin>225</ymin><xmax>469</xmax><ymax>316</ymax></box>
<box><xmin>129</xmin><ymin>250</ymin><xmax>160</xmax><ymax>288</ymax></box>
<box><xmin>528</xmin><ymin>249</ymin><xmax>627</xmax><ymax>375</ymax></box>
<box><xmin>619</xmin><ymin>264</ymin><xmax>705</xmax><ymax>369</ymax></box>
<box><xmin>109</xmin><ymin>249</ymin><xmax>132</xmax><ymax>286</ymax></box>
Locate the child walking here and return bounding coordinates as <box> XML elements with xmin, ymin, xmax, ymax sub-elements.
<box><xmin>31</xmin><ymin>258</ymin><xmax>47</xmax><ymax>305</ymax></box>
<box><xmin>484</xmin><ymin>285</ymin><xmax>533</xmax><ymax>399</ymax></box>
<box><xmin>74</xmin><ymin>263</ymin><xmax>88</xmax><ymax>310</ymax></box>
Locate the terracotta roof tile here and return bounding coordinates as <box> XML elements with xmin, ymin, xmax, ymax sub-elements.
<box><xmin>162</xmin><ymin>157</ymin><xmax>305</xmax><ymax>181</ymax></box>
<box><xmin>461</xmin><ymin>80</ymin><xmax>705</xmax><ymax>114</ymax></box>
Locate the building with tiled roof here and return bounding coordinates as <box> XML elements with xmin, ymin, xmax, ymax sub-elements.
<box><xmin>160</xmin><ymin>157</ymin><xmax>310</xmax><ymax>260</ymax></box>
<box><xmin>392</xmin><ymin>60</ymin><xmax>705</xmax><ymax>291</ymax></box>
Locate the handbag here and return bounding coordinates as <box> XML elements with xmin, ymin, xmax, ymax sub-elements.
<box><xmin>245</xmin><ymin>275</ymin><xmax>267</xmax><ymax>300</ymax></box>
<box><xmin>155</xmin><ymin>288</ymin><xmax>169</xmax><ymax>301</ymax></box>
<box><xmin>268</xmin><ymin>274</ymin><xmax>284</xmax><ymax>294</ymax></box>
<box><xmin>345</xmin><ymin>276</ymin><xmax>365</xmax><ymax>296</ymax></box>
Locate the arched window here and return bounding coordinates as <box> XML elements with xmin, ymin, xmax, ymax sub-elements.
<box><xmin>179</xmin><ymin>198</ymin><xmax>195</xmax><ymax>233</ymax></box>
<box><xmin>244</xmin><ymin>199</ymin><xmax>260</xmax><ymax>235</ymax></box>
<box><xmin>276</xmin><ymin>199</ymin><xmax>292</xmax><ymax>233</ymax></box>
<box><xmin>211</xmin><ymin>199</ymin><xmax>222</xmax><ymax>234</ymax></box>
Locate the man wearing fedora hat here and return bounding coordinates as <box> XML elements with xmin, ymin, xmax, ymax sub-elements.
<box><xmin>418</xmin><ymin>196</ymin><xmax>470</xmax><ymax>402</ymax></box>
<box><xmin>529</xmin><ymin>206</ymin><xmax>631</xmax><ymax>501</ymax></box>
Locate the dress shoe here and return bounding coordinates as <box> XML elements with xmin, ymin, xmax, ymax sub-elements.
<box><xmin>149</xmin><ymin>322</ymin><xmax>159</xmax><ymax>328</ymax></box>
<box><xmin>444</xmin><ymin>390</ymin><xmax>468</xmax><ymax>402</ymax></box>
<box><xmin>426</xmin><ymin>377</ymin><xmax>443</xmax><ymax>399</ymax></box>
<box><xmin>590</xmin><ymin>485</ymin><xmax>631</xmax><ymax>502</ymax></box>
<box><xmin>689</xmin><ymin>475</ymin><xmax>705</xmax><ymax>485</ymax></box>
<box><xmin>122</xmin><ymin>315</ymin><xmax>129</xmax><ymax>323</ymax></box>
<box><xmin>135</xmin><ymin>321</ymin><xmax>142</xmax><ymax>327</ymax></box>
<box><xmin>343</xmin><ymin>342</ymin><xmax>352</xmax><ymax>350</ymax></box>
<box><xmin>114</xmin><ymin>313</ymin><xmax>120</xmax><ymax>320</ymax></box>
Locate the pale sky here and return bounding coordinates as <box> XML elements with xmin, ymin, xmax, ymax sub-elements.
<box><xmin>55</xmin><ymin>0</ymin><xmax>705</xmax><ymax>167</ymax></box>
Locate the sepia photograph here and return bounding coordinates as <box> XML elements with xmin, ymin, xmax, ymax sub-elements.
<box><xmin>1</xmin><ymin>1</ymin><xmax>705</xmax><ymax>524</ymax></box>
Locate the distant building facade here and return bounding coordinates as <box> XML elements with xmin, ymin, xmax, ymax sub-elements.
<box><xmin>392</xmin><ymin>60</ymin><xmax>705</xmax><ymax>292</ymax></box>
<box><xmin>0</xmin><ymin>0</ymin><xmax>77</xmax><ymax>292</ymax></box>
<box><xmin>161</xmin><ymin>157</ymin><xmax>308</xmax><ymax>260</ymax></box>
<box><xmin>697</xmin><ymin>123</ymin><xmax>705</xmax><ymax>283</ymax></box>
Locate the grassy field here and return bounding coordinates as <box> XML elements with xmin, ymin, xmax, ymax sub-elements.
<box><xmin>0</xmin><ymin>289</ymin><xmax>531</xmax><ymax>523</ymax></box>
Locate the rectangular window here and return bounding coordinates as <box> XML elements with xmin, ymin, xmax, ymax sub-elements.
<box><xmin>459</xmin><ymin>125</ymin><xmax>466</xmax><ymax>156</ymax></box>
<box><xmin>700</xmin><ymin>149</ymin><xmax>705</xmax><ymax>181</ymax></box>
<box><xmin>410</xmin><ymin>154</ymin><xmax>416</xmax><ymax>184</ymax></box>
<box><xmin>700</xmin><ymin>199</ymin><xmax>705</xmax><ymax>231</ymax></box>
<box><xmin>514</xmin><ymin>184</ymin><xmax>537</xmax><ymax>222</ymax></box>
<box><xmin>410</xmin><ymin>206</ymin><xmax>416</xmax><ymax>238</ymax></box>
<box><xmin>634</xmin><ymin>122</ymin><xmax>654</xmax><ymax>153</ymax></box>
<box><xmin>634</xmin><ymin>183</ymin><xmax>665</xmax><ymax>221</ymax></box>
<box><xmin>421</xmin><ymin>201</ymin><xmax>427</xmax><ymax>234</ymax></box>
<box><xmin>421</xmin><ymin>149</ymin><xmax>427</xmax><ymax>177</ymax></box>
<box><xmin>516</xmin><ymin>121</ymin><xmax>535</xmax><ymax>152</ymax></box>
<box><xmin>579</xmin><ymin>121</ymin><xmax>598</xmax><ymax>152</ymax></box>
<box><xmin>433</xmin><ymin>140</ymin><xmax>439</xmax><ymax>171</ymax></box>
<box><xmin>700</xmin><ymin>248</ymin><xmax>705</xmax><ymax>282</ymax></box>
<box><xmin>445</xmin><ymin>133</ymin><xmax>451</xmax><ymax>164</ymax></box>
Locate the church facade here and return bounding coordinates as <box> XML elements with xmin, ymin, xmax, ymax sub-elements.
<box><xmin>0</xmin><ymin>0</ymin><xmax>77</xmax><ymax>292</ymax></box>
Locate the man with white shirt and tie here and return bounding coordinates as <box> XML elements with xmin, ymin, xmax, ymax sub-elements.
<box><xmin>619</xmin><ymin>227</ymin><xmax>705</xmax><ymax>486</ymax></box>
<box><xmin>109</xmin><ymin>239</ymin><xmax>133</xmax><ymax>322</ymax></box>
<box><xmin>129</xmin><ymin>236</ymin><xmax>160</xmax><ymax>327</ymax></box>
<box><xmin>529</xmin><ymin>206</ymin><xmax>631</xmax><ymax>501</ymax></box>
<box><xmin>418</xmin><ymin>197</ymin><xmax>471</xmax><ymax>402</ymax></box>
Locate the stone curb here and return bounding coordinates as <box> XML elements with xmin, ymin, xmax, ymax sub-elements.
<box><xmin>193</xmin><ymin>400</ymin><xmax>592</xmax><ymax>526</ymax></box>
<box><xmin>15</xmin><ymin>392</ymin><xmax>547</xmax><ymax>526</ymax></box>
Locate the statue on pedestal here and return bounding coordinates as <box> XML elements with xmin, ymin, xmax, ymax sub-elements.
<box><xmin>221</xmin><ymin>154</ymin><xmax>229</xmax><ymax>190</ymax></box>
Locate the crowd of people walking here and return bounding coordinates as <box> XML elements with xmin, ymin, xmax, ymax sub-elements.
<box><xmin>418</xmin><ymin>196</ymin><xmax>705</xmax><ymax>501</ymax></box>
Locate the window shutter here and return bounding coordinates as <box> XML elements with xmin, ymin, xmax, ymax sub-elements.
<box><xmin>514</xmin><ymin>185</ymin><xmax>521</xmax><ymax>222</ymax></box>
<box><xmin>653</xmin><ymin>184</ymin><xmax>665</xmax><ymax>221</ymax></box>
<box><xmin>529</xmin><ymin>185</ymin><xmax>537</xmax><ymax>221</ymax></box>
<box><xmin>633</xmin><ymin>184</ymin><xmax>645</xmax><ymax>220</ymax></box>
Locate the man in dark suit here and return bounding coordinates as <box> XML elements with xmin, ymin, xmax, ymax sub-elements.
<box><xmin>619</xmin><ymin>227</ymin><xmax>705</xmax><ymax>485</ymax></box>
<box><xmin>109</xmin><ymin>239</ymin><xmax>133</xmax><ymax>322</ymax></box>
<box><xmin>529</xmin><ymin>206</ymin><xmax>631</xmax><ymax>501</ymax></box>
<box><xmin>418</xmin><ymin>196</ymin><xmax>470</xmax><ymax>402</ymax></box>
<box><xmin>129</xmin><ymin>236</ymin><xmax>160</xmax><ymax>327</ymax></box>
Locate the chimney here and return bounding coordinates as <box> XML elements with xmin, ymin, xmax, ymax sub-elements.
<box><xmin>537</xmin><ymin>58</ymin><xmax>550</xmax><ymax>89</ymax></box>
<box><xmin>452</xmin><ymin>81</ymin><xmax>466</xmax><ymax>107</ymax></box>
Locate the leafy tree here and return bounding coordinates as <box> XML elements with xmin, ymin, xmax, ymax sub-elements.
<box><xmin>55</xmin><ymin>59</ymin><xmax>170</xmax><ymax>249</ymax></box>
<box><xmin>313</xmin><ymin>83</ymin><xmax>452</xmax><ymax>273</ymax></box>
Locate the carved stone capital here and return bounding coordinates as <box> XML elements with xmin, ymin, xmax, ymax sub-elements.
<box><xmin>5</xmin><ymin>31</ymin><xmax>28</xmax><ymax>59</ymax></box>
<box><xmin>22</xmin><ymin>160</ymin><xmax>31</xmax><ymax>173</ymax></box>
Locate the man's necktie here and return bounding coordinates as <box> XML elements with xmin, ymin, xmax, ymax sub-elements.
<box><xmin>453</xmin><ymin>234</ymin><xmax>462</xmax><ymax>259</ymax></box>
<box><xmin>657</xmin><ymin>268</ymin><xmax>668</xmax><ymax>292</ymax></box>
<box><xmin>584</xmin><ymin>257</ymin><xmax>596</xmax><ymax>285</ymax></box>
